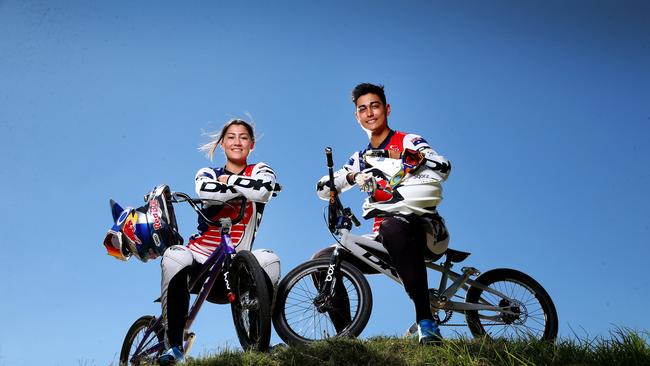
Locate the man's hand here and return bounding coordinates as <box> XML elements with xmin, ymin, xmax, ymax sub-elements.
<box><xmin>218</xmin><ymin>174</ymin><xmax>230</xmax><ymax>183</ymax></box>
<box><xmin>354</xmin><ymin>172</ymin><xmax>377</xmax><ymax>193</ymax></box>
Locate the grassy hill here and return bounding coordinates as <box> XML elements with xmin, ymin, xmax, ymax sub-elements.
<box><xmin>184</xmin><ymin>329</ymin><xmax>649</xmax><ymax>366</ymax></box>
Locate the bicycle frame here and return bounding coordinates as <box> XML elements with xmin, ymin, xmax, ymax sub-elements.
<box><xmin>128</xmin><ymin>197</ymin><xmax>242</xmax><ymax>363</ymax></box>
<box><xmin>324</xmin><ymin>229</ymin><xmax>523</xmax><ymax>319</ymax></box>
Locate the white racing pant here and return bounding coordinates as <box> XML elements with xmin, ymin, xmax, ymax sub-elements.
<box><xmin>160</xmin><ymin>245</ymin><xmax>280</xmax><ymax>347</ymax></box>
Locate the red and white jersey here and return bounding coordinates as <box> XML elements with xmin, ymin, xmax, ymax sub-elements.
<box><xmin>317</xmin><ymin>130</ymin><xmax>450</xmax><ymax>232</ymax></box>
<box><xmin>188</xmin><ymin>162</ymin><xmax>277</xmax><ymax>262</ymax></box>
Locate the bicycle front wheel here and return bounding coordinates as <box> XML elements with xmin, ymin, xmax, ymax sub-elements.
<box><xmin>229</xmin><ymin>250</ymin><xmax>272</xmax><ymax>352</ymax></box>
<box><xmin>119</xmin><ymin>315</ymin><xmax>164</xmax><ymax>365</ymax></box>
<box><xmin>272</xmin><ymin>258</ymin><xmax>372</xmax><ymax>345</ymax></box>
<box><xmin>465</xmin><ymin>268</ymin><xmax>558</xmax><ymax>341</ymax></box>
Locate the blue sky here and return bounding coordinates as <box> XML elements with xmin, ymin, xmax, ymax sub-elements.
<box><xmin>1</xmin><ymin>1</ymin><xmax>649</xmax><ymax>365</ymax></box>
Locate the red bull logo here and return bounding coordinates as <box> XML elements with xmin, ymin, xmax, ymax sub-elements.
<box><xmin>149</xmin><ymin>199</ymin><xmax>162</xmax><ymax>230</ymax></box>
<box><xmin>122</xmin><ymin>212</ymin><xmax>141</xmax><ymax>244</ymax></box>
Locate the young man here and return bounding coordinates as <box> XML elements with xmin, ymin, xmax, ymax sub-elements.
<box><xmin>315</xmin><ymin>83</ymin><xmax>451</xmax><ymax>344</ymax></box>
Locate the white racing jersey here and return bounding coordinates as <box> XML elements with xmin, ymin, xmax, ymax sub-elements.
<box><xmin>317</xmin><ymin>130</ymin><xmax>450</xmax><ymax>232</ymax></box>
<box><xmin>188</xmin><ymin>162</ymin><xmax>277</xmax><ymax>261</ymax></box>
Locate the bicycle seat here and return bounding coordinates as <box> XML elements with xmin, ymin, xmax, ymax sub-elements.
<box><xmin>445</xmin><ymin>248</ymin><xmax>471</xmax><ymax>263</ymax></box>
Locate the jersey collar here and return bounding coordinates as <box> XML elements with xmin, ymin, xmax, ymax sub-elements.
<box><xmin>366</xmin><ymin>129</ymin><xmax>395</xmax><ymax>150</ymax></box>
<box><xmin>223</xmin><ymin>166</ymin><xmax>247</xmax><ymax>175</ymax></box>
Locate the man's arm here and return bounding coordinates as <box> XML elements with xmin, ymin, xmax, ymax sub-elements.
<box><xmin>316</xmin><ymin>151</ymin><xmax>361</xmax><ymax>200</ymax></box>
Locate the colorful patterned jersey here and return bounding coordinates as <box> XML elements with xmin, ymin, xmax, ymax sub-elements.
<box><xmin>188</xmin><ymin>162</ymin><xmax>276</xmax><ymax>261</ymax></box>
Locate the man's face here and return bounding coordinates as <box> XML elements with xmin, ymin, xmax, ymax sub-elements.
<box><xmin>355</xmin><ymin>93</ymin><xmax>390</xmax><ymax>135</ymax></box>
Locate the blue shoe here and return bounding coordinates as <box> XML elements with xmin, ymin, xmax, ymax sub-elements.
<box><xmin>157</xmin><ymin>346</ymin><xmax>184</xmax><ymax>365</ymax></box>
<box><xmin>417</xmin><ymin>319</ymin><xmax>442</xmax><ymax>345</ymax></box>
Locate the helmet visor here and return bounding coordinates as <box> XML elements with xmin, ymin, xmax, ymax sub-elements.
<box><xmin>389</xmin><ymin>149</ymin><xmax>425</xmax><ymax>189</ymax></box>
<box><xmin>402</xmin><ymin>149</ymin><xmax>424</xmax><ymax>170</ymax></box>
<box><xmin>103</xmin><ymin>230</ymin><xmax>131</xmax><ymax>261</ymax></box>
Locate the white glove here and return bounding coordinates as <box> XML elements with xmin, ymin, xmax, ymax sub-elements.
<box><xmin>354</xmin><ymin>172</ymin><xmax>377</xmax><ymax>193</ymax></box>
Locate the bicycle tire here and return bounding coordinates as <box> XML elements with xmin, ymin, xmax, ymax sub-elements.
<box><xmin>229</xmin><ymin>250</ymin><xmax>272</xmax><ymax>351</ymax></box>
<box><xmin>119</xmin><ymin>315</ymin><xmax>164</xmax><ymax>365</ymax></box>
<box><xmin>465</xmin><ymin>268</ymin><xmax>558</xmax><ymax>341</ymax></box>
<box><xmin>272</xmin><ymin>258</ymin><xmax>372</xmax><ymax>345</ymax></box>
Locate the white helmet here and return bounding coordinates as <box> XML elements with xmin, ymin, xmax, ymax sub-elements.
<box><xmin>362</xmin><ymin>176</ymin><xmax>443</xmax><ymax>218</ymax></box>
<box><xmin>361</xmin><ymin>152</ymin><xmax>443</xmax><ymax>219</ymax></box>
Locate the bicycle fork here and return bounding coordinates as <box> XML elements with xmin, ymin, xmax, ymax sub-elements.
<box><xmin>313</xmin><ymin>247</ymin><xmax>343</xmax><ymax>313</ymax></box>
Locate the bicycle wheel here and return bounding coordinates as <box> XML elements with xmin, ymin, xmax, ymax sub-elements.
<box><xmin>272</xmin><ymin>258</ymin><xmax>372</xmax><ymax>345</ymax></box>
<box><xmin>465</xmin><ymin>268</ymin><xmax>558</xmax><ymax>341</ymax></box>
<box><xmin>229</xmin><ymin>250</ymin><xmax>272</xmax><ymax>352</ymax></box>
<box><xmin>119</xmin><ymin>315</ymin><xmax>164</xmax><ymax>365</ymax></box>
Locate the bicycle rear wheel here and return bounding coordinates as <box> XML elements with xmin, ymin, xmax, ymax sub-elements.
<box><xmin>229</xmin><ymin>250</ymin><xmax>272</xmax><ymax>351</ymax></box>
<box><xmin>272</xmin><ymin>258</ymin><xmax>372</xmax><ymax>345</ymax></box>
<box><xmin>465</xmin><ymin>268</ymin><xmax>558</xmax><ymax>341</ymax></box>
<box><xmin>119</xmin><ymin>315</ymin><xmax>164</xmax><ymax>365</ymax></box>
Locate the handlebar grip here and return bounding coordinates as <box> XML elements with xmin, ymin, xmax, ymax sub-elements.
<box><xmin>325</xmin><ymin>147</ymin><xmax>333</xmax><ymax>168</ymax></box>
<box><xmin>350</xmin><ymin>214</ymin><xmax>361</xmax><ymax>227</ymax></box>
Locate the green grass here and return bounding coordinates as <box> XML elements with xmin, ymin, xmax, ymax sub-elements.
<box><xmin>184</xmin><ymin>329</ymin><xmax>650</xmax><ymax>366</ymax></box>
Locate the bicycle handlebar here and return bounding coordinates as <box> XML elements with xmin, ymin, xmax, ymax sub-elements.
<box><xmin>171</xmin><ymin>192</ymin><xmax>248</xmax><ymax>227</ymax></box>
<box><xmin>324</xmin><ymin>147</ymin><xmax>360</xmax><ymax>232</ymax></box>
<box><xmin>325</xmin><ymin>147</ymin><xmax>339</xmax><ymax>232</ymax></box>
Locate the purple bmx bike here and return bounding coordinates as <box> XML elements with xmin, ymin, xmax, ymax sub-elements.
<box><xmin>118</xmin><ymin>192</ymin><xmax>272</xmax><ymax>365</ymax></box>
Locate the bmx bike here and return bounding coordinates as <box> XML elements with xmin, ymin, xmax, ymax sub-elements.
<box><xmin>119</xmin><ymin>192</ymin><xmax>272</xmax><ymax>365</ymax></box>
<box><xmin>272</xmin><ymin>148</ymin><xmax>558</xmax><ymax>345</ymax></box>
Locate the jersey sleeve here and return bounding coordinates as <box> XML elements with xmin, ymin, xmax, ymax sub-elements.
<box><xmin>404</xmin><ymin>133</ymin><xmax>451</xmax><ymax>182</ymax></box>
<box><xmin>195</xmin><ymin>167</ymin><xmax>242</xmax><ymax>203</ymax></box>
<box><xmin>316</xmin><ymin>151</ymin><xmax>361</xmax><ymax>201</ymax></box>
<box><xmin>226</xmin><ymin>162</ymin><xmax>277</xmax><ymax>203</ymax></box>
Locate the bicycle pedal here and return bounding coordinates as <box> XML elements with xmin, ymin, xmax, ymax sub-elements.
<box><xmin>461</xmin><ymin>267</ymin><xmax>480</xmax><ymax>276</ymax></box>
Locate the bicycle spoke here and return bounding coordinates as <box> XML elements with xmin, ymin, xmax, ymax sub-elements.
<box><xmin>470</xmin><ymin>276</ymin><xmax>551</xmax><ymax>340</ymax></box>
<box><xmin>280</xmin><ymin>265</ymin><xmax>363</xmax><ymax>341</ymax></box>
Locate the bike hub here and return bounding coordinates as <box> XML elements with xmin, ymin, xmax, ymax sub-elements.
<box><xmin>313</xmin><ymin>294</ymin><xmax>332</xmax><ymax>313</ymax></box>
<box><xmin>499</xmin><ymin>298</ymin><xmax>526</xmax><ymax>324</ymax></box>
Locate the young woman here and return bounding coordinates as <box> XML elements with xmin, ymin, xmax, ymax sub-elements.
<box><xmin>158</xmin><ymin>119</ymin><xmax>279</xmax><ymax>364</ymax></box>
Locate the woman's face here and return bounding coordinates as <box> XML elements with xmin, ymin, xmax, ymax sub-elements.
<box><xmin>221</xmin><ymin>123</ymin><xmax>254</xmax><ymax>164</ymax></box>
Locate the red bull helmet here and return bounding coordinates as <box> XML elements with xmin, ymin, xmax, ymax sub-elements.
<box><xmin>103</xmin><ymin>185</ymin><xmax>183</xmax><ymax>262</ymax></box>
